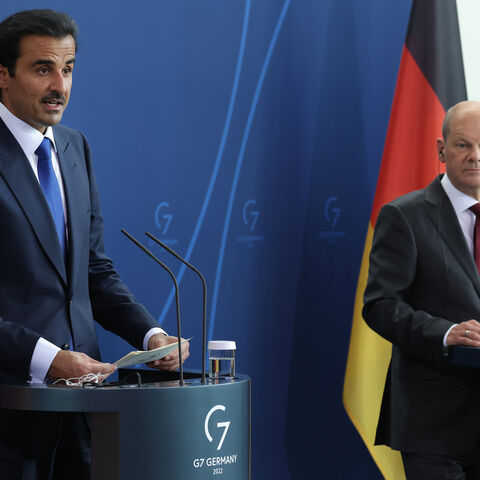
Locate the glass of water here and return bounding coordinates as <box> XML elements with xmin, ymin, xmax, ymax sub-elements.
<box><xmin>208</xmin><ymin>340</ymin><xmax>236</xmax><ymax>379</ymax></box>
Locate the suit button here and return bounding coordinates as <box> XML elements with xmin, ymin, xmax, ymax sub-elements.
<box><xmin>62</xmin><ymin>343</ymin><xmax>70</xmax><ymax>350</ymax></box>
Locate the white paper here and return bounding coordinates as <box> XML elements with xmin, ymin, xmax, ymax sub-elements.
<box><xmin>114</xmin><ymin>338</ymin><xmax>191</xmax><ymax>368</ymax></box>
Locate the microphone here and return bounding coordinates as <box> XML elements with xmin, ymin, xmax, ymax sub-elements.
<box><xmin>145</xmin><ymin>231</ymin><xmax>207</xmax><ymax>384</ymax></box>
<box><xmin>121</xmin><ymin>229</ymin><xmax>184</xmax><ymax>386</ymax></box>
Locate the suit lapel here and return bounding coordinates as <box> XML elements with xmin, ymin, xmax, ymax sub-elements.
<box><xmin>425</xmin><ymin>177</ymin><xmax>480</xmax><ymax>296</ymax></box>
<box><xmin>0</xmin><ymin>119</ymin><xmax>67</xmax><ymax>283</ymax></box>
<box><xmin>54</xmin><ymin>127</ymin><xmax>85</xmax><ymax>296</ymax></box>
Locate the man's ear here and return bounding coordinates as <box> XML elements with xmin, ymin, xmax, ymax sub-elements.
<box><xmin>0</xmin><ymin>64</ymin><xmax>9</xmax><ymax>89</ymax></box>
<box><xmin>436</xmin><ymin>137</ymin><xmax>446</xmax><ymax>163</ymax></box>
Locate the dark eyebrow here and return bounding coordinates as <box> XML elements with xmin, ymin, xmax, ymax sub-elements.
<box><xmin>31</xmin><ymin>58</ymin><xmax>75</xmax><ymax>66</ymax></box>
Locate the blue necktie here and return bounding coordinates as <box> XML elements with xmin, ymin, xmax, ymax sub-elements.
<box><xmin>36</xmin><ymin>137</ymin><xmax>66</xmax><ymax>260</ymax></box>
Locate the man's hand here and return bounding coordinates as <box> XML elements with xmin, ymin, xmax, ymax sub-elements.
<box><xmin>147</xmin><ymin>334</ymin><xmax>190</xmax><ymax>371</ymax></box>
<box><xmin>446</xmin><ymin>319</ymin><xmax>480</xmax><ymax>347</ymax></box>
<box><xmin>47</xmin><ymin>350</ymin><xmax>117</xmax><ymax>382</ymax></box>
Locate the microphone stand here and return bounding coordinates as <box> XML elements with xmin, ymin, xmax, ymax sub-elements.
<box><xmin>121</xmin><ymin>229</ymin><xmax>184</xmax><ymax>386</ymax></box>
<box><xmin>145</xmin><ymin>231</ymin><xmax>207</xmax><ymax>384</ymax></box>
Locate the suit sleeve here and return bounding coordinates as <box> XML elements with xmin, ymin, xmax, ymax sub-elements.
<box><xmin>81</xmin><ymin>135</ymin><xmax>159</xmax><ymax>350</ymax></box>
<box><xmin>363</xmin><ymin>203</ymin><xmax>454</xmax><ymax>362</ymax></box>
<box><xmin>0</xmin><ymin>319</ymin><xmax>40</xmax><ymax>381</ymax></box>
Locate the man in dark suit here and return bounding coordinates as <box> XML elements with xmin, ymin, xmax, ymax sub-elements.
<box><xmin>0</xmin><ymin>9</ymin><xmax>189</xmax><ymax>479</ymax></box>
<box><xmin>363</xmin><ymin>100</ymin><xmax>480</xmax><ymax>479</ymax></box>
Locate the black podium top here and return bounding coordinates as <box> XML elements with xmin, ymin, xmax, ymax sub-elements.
<box><xmin>0</xmin><ymin>369</ymin><xmax>249</xmax><ymax>412</ymax></box>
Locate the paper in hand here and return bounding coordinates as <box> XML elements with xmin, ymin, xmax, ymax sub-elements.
<box><xmin>114</xmin><ymin>338</ymin><xmax>191</xmax><ymax>368</ymax></box>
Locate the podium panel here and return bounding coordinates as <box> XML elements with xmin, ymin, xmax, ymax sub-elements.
<box><xmin>0</xmin><ymin>371</ymin><xmax>251</xmax><ymax>480</ymax></box>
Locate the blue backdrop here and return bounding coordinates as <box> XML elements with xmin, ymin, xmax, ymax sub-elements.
<box><xmin>1</xmin><ymin>1</ymin><xmax>413</xmax><ymax>477</ymax></box>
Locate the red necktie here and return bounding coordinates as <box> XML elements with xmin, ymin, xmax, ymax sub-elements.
<box><xmin>469</xmin><ymin>203</ymin><xmax>480</xmax><ymax>274</ymax></box>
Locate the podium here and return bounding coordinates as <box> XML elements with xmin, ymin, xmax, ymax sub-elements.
<box><xmin>0</xmin><ymin>370</ymin><xmax>251</xmax><ymax>480</ymax></box>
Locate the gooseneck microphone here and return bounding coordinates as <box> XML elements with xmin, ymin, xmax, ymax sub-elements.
<box><xmin>121</xmin><ymin>229</ymin><xmax>184</xmax><ymax>386</ymax></box>
<box><xmin>145</xmin><ymin>231</ymin><xmax>207</xmax><ymax>384</ymax></box>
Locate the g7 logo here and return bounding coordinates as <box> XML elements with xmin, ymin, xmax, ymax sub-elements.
<box><xmin>242</xmin><ymin>199</ymin><xmax>259</xmax><ymax>232</ymax></box>
<box><xmin>155</xmin><ymin>202</ymin><xmax>173</xmax><ymax>235</ymax></box>
<box><xmin>204</xmin><ymin>405</ymin><xmax>230</xmax><ymax>451</ymax></box>
<box><xmin>324</xmin><ymin>196</ymin><xmax>341</xmax><ymax>229</ymax></box>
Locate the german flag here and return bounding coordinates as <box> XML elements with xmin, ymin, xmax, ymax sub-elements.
<box><xmin>343</xmin><ymin>1</ymin><xmax>468</xmax><ymax>478</ymax></box>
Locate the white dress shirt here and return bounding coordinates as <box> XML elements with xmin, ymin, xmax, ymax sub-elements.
<box><xmin>0</xmin><ymin>102</ymin><xmax>165</xmax><ymax>383</ymax></box>
<box><xmin>441</xmin><ymin>173</ymin><xmax>479</xmax><ymax>347</ymax></box>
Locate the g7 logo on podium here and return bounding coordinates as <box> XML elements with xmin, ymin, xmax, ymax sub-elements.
<box><xmin>205</xmin><ymin>405</ymin><xmax>230</xmax><ymax>451</ymax></box>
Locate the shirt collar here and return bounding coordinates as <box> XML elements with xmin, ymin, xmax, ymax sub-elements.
<box><xmin>441</xmin><ymin>173</ymin><xmax>478</xmax><ymax>214</ymax></box>
<box><xmin>0</xmin><ymin>101</ymin><xmax>58</xmax><ymax>158</ymax></box>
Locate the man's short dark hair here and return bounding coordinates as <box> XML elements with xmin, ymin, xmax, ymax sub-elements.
<box><xmin>0</xmin><ymin>9</ymin><xmax>78</xmax><ymax>76</ymax></box>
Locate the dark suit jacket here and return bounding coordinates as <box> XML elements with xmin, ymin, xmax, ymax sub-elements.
<box><xmin>0</xmin><ymin>117</ymin><xmax>161</xmax><ymax>467</ymax></box>
<box><xmin>0</xmin><ymin>117</ymin><xmax>159</xmax><ymax>380</ymax></box>
<box><xmin>363</xmin><ymin>176</ymin><xmax>480</xmax><ymax>456</ymax></box>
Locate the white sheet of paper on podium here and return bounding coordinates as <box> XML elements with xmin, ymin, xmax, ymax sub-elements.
<box><xmin>114</xmin><ymin>338</ymin><xmax>191</xmax><ymax>368</ymax></box>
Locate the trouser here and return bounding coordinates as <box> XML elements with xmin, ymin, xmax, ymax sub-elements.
<box><xmin>0</xmin><ymin>412</ymin><xmax>91</xmax><ymax>480</ymax></box>
<box><xmin>402</xmin><ymin>441</ymin><xmax>480</xmax><ymax>480</ymax></box>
